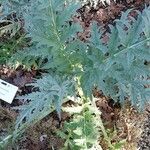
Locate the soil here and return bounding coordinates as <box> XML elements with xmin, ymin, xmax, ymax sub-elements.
<box><xmin>77</xmin><ymin>0</ymin><xmax>149</xmax><ymax>41</ymax></box>
<box><xmin>138</xmin><ymin>107</ymin><xmax>150</xmax><ymax>150</ymax></box>
<box><xmin>0</xmin><ymin>0</ymin><xmax>150</xmax><ymax>150</ymax></box>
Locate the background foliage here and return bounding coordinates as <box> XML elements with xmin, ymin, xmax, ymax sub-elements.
<box><xmin>0</xmin><ymin>0</ymin><xmax>27</xmax><ymax>64</ymax></box>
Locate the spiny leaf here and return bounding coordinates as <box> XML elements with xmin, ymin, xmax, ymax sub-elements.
<box><xmin>15</xmin><ymin>75</ymin><xmax>73</xmax><ymax>131</ymax></box>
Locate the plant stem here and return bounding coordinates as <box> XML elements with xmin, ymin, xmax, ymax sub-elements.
<box><xmin>91</xmin><ymin>99</ymin><xmax>114</xmax><ymax>149</ymax></box>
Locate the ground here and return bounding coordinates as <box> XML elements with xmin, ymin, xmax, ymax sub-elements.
<box><xmin>0</xmin><ymin>0</ymin><xmax>150</xmax><ymax>150</ymax></box>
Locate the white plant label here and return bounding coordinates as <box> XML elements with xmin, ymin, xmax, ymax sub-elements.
<box><xmin>0</xmin><ymin>79</ymin><xmax>18</xmax><ymax>104</ymax></box>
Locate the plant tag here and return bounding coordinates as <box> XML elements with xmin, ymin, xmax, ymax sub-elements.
<box><xmin>0</xmin><ymin>79</ymin><xmax>18</xmax><ymax>104</ymax></box>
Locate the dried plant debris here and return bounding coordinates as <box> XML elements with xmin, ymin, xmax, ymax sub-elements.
<box><xmin>138</xmin><ymin>107</ymin><xmax>150</xmax><ymax>150</ymax></box>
